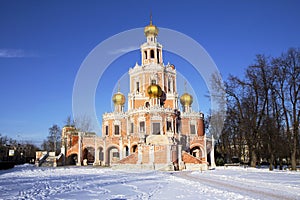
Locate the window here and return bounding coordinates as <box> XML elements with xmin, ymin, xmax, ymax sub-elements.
<box><xmin>114</xmin><ymin>125</ymin><xmax>120</xmax><ymax>135</ymax></box>
<box><xmin>130</xmin><ymin>123</ymin><xmax>134</xmax><ymax>133</ymax></box>
<box><xmin>152</xmin><ymin>123</ymin><xmax>160</xmax><ymax>135</ymax></box>
<box><xmin>167</xmin><ymin>121</ymin><xmax>172</xmax><ymax>131</ymax></box>
<box><xmin>157</xmin><ymin>50</ymin><xmax>160</xmax><ymax>63</ymax></box>
<box><xmin>144</xmin><ymin>51</ymin><xmax>147</xmax><ymax>59</ymax></box>
<box><xmin>140</xmin><ymin>121</ymin><xmax>145</xmax><ymax>133</ymax></box>
<box><xmin>125</xmin><ymin>146</ymin><xmax>129</xmax><ymax>156</ymax></box>
<box><xmin>132</xmin><ymin>145</ymin><xmax>137</xmax><ymax>153</ymax></box>
<box><xmin>105</xmin><ymin>125</ymin><xmax>109</xmax><ymax>135</ymax></box>
<box><xmin>145</xmin><ymin>102</ymin><xmax>150</xmax><ymax>108</ymax></box>
<box><xmin>136</xmin><ymin>82</ymin><xmax>140</xmax><ymax>92</ymax></box>
<box><xmin>150</xmin><ymin>50</ymin><xmax>154</xmax><ymax>58</ymax></box>
<box><xmin>190</xmin><ymin>124</ymin><xmax>196</xmax><ymax>135</ymax></box>
<box><xmin>112</xmin><ymin>152</ymin><xmax>119</xmax><ymax>158</ymax></box>
<box><xmin>168</xmin><ymin>79</ymin><xmax>171</xmax><ymax>92</ymax></box>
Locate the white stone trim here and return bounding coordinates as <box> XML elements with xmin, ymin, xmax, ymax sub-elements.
<box><xmin>113</xmin><ymin>120</ymin><xmax>121</xmax><ymax>126</ymax></box>
<box><xmin>151</xmin><ymin>114</ymin><xmax>162</xmax><ymax>121</ymax></box>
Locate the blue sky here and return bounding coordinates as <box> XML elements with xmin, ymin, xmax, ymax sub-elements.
<box><xmin>0</xmin><ymin>0</ymin><xmax>299</xmax><ymax>146</ymax></box>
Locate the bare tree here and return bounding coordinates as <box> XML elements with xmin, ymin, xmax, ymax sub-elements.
<box><xmin>41</xmin><ymin>124</ymin><xmax>61</xmax><ymax>154</ymax></box>
<box><xmin>222</xmin><ymin>55</ymin><xmax>281</xmax><ymax>168</ymax></box>
<box><xmin>64</xmin><ymin>115</ymin><xmax>75</xmax><ymax>127</ymax></box>
<box><xmin>272</xmin><ymin>48</ymin><xmax>300</xmax><ymax>170</ymax></box>
<box><xmin>217</xmin><ymin>48</ymin><xmax>299</xmax><ymax>170</ymax></box>
<box><xmin>73</xmin><ymin>115</ymin><xmax>93</xmax><ymax>132</ymax></box>
<box><xmin>208</xmin><ymin>72</ymin><xmax>227</xmax><ymax>140</ymax></box>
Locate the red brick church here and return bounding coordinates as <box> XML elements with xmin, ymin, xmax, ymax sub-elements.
<box><xmin>61</xmin><ymin>19</ymin><xmax>211</xmax><ymax>170</ymax></box>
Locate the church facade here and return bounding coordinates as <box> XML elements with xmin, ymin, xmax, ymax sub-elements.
<box><xmin>61</xmin><ymin>20</ymin><xmax>209</xmax><ymax>170</ymax></box>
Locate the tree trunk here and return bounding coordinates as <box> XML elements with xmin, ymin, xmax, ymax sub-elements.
<box><xmin>291</xmin><ymin>135</ymin><xmax>297</xmax><ymax>170</ymax></box>
<box><xmin>250</xmin><ymin>148</ymin><xmax>257</xmax><ymax>167</ymax></box>
<box><xmin>269</xmin><ymin>152</ymin><xmax>274</xmax><ymax>171</ymax></box>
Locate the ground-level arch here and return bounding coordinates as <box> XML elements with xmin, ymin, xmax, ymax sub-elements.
<box><xmin>106</xmin><ymin>145</ymin><xmax>120</xmax><ymax>166</ymax></box>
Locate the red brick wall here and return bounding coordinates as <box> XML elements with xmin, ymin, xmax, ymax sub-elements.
<box><xmin>72</xmin><ymin>136</ymin><xmax>78</xmax><ymax>146</ymax></box>
<box><xmin>142</xmin><ymin>146</ymin><xmax>149</xmax><ymax>163</ymax></box>
<box><xmin>154</xmin><ymin>145</ymin><xmax>166</xmax><ymax>164</ymax></box>
<box><xmin>198</xmin><ymin>119</ymin><xmax>204</xmax><ymax>136</ymax></box>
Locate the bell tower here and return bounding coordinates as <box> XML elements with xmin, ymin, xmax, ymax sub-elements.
<box><xmin>128</xmin><ymin>16</ymin><xmax>178</xmax><ymax>111</ymax></box>
<box><xmin>141</xmin><ymin>16</ymin><xmax>163</xmax><ymax>65</ymax></box>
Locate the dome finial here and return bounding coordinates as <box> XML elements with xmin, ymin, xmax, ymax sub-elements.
<box><xmin>150</xmin><ymin>11</ymin><xmax>153</xmax><ymax>25</ymax></box>
<box><xmin>144</xmin><ymin>13</ymin><xmax>159</xmax><ymax>37</ymax></box>
<box><xmin>117</xmin><ymin>81</ymin><xmax>120</xmax><ymax>92</ymax></box>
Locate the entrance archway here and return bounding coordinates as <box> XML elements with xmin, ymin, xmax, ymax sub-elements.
<box><xmin>106</xmin><ymin>146</ymin><xmax>120</xmax><ymax>166</ymax></box>
<box><xmin>83</xmin><ymin>147</ymin><xmax>95</xmax><ymax>164</ymax></box>
<box><xmin>124</xmin><ymin>145</ymin><xmax>129</xmax><ymax>157</ymax></box>
<box><xmin>132</xmin><ymin>144</ymin><xmax>138</xmax><ymax>153</ymax></box>
<box><xmin>190</xmin><ymin>146</ymin><xmax>202</xmax><ymax>159</ymax></box>
<box><xmin>67</xmin><ymin>154</ymin><xmax>77</xmax><ymax>165</ymax></box>
<box><xmin>98</xmin><ymin>147</ymin><xmax>104</xmax><ymax>163</ymax></box>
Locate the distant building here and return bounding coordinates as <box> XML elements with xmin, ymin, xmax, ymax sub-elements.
<box><xmin>61</xmin><ymin>19</ymin><xmax>209</xmax><ymax>170</ymax></box>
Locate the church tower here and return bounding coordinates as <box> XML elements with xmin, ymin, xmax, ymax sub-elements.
<box><xmin>128</xmin><ymin>18</ymin><xmax>178</xmax><ymax>111</ymax></box>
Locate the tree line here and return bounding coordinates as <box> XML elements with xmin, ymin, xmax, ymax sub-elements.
<box><xmin>215</xmin><ymin>48</ymin><xmax>299</xmax><ymax>170</ymax></box>
<box><xmin>0</xmin><ymin>133</ymin><xmax>39</xmax><ymax>164</ymax></box>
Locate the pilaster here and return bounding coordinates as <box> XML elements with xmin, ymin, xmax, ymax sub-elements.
<box><xmin>77</xmin><ymin>132</ymin><xmax>82</xmax><ymax>166</ymax></box>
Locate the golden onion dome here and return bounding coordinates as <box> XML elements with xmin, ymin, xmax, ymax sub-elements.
<box><xmin>112</xmin><ymin>92</ymin><xmax>125</xmax><ymax>105</ymax></box>
<box><xmin>147</xmin><ymin>84</ymin><xmax>163</xmax><ymax>98</ymax></box>
<box><xmin>144</xmin><ymin>20</ymin><xmax>159</xmax><ymax>37</ymax></box>
<box><xmin>180</xmin><ymin>93</ymin><xmax>193</xmax><ymax>106</ymax></box>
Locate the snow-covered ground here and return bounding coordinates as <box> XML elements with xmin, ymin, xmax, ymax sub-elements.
<box><xmin>0</xmin><ymin>165</ymin><xmax>299</xmax><ymax>200</ymax></box>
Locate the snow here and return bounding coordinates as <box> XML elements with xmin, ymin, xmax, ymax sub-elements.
<box><xmin>0</xmin><ymin>165</ymin><xmax>299</xmax><ymax>200</ymax></box>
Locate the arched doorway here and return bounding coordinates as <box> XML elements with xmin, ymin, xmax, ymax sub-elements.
<box><xmin>98</xmin><ymin>147</ymin><xmax>104</xmax><ymax>164</ymax></box>
<box><xmin>67</xmin><ymin>154</ymin><xmax>77</xmax><ymax>165</ymax></box>
<box><xmin>106</xmin><ymin>146</ymin><xmax>120</xmax><ymax>166</ymax></box>
<box><xmin>190</xmin><ymin>146</ymin><xmax>202</xmax><ymax>159</ymax></box>
<box><xmin>132</xmin><ymin>144</ymin><xmax>138</xmax><ymax>153</ymax></box>
<box><xmin>124</xmin><ymin>145</ymin><xmax>129</xmax><ymax>157</ymax></box>
<box><xmin>83</xmin><ymin>147</ymin><xmax>95</xmax><ymax>165</ymax></box>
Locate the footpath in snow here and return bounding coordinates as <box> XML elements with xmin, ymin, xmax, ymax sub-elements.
<box><xmin>0</xmin><ymin>164</ymin><xmax>299</xmax><ymax>200</ymax></box>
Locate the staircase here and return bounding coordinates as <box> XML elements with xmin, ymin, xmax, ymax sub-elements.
<box><xmin>182</xmin><ymin>151</ymin><xmax>208</xmax><ymax>170</ymax></box>
<box><xmin>36</xmin><ymin>152</ymin><xmax>64</xmax><ymax>167</ymax></box>
<box><xmin>182</xmin><ymin>151</ymin><xmax>203</xmax><ymax>164</ymax></box>
<box><xmin>40</xmin><ymin>154</ymin><xmax>56</xmax><ymax>167</ymax></box>
<box><xmin>117</xmin><ymin>152</ymin><xmax>138</xmax><ymax>164</ymax></box>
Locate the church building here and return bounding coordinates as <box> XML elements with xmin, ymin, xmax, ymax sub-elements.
<box><xmin>61</xmin><ymin>19</ymin><xmax>208</xmax><ymax>171</ymax></box>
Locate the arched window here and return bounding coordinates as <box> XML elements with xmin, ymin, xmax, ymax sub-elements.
<box><xmin>167</xmin><ymin>121</ymin><xmax>172</xmax><ymax>131</ymax></box>
<box><xmin>105</xmin><ymin>125</ymin><xmax>109</xmax><ymax>135</ymax></box>
<box><xmin>150</xmin><ymin>50</ymin><xmax>154</xmax><ymax>58</ymax></box>
<box><xmin>132</xmin><ymin>145</ymin><xmax>138</xmax><ymax>153</ymax></box>
<box><xmin>136</xmin><ymin>81</ymin><xmax>140</xmax><ymax>92</ymax></box>
<box><xmin>139</xmin><ymin>121</ymin><xmax>145</xmax><ymax>133</ymax></box>
<box><xmin>145</xmin><ymin>101</ymin><xmax>150</xmax><ymax>108</ymax></box>
<box><xmin>190</xmin><ymin>124</ymin><xmax>196</xmax><ymax>135</ymax></box>
<box><xmin>144</xmin><ymin>51</ymin><xmax>147</xmax><ymax>59</ymax></box>
<box><xmin>157</xmin><ymin>50</ymin><xmax>160</xmax><ymax>63</ymax></box>
<box><xmin>125</xmin><ymin>146</ymin><xmax>129</xmax><ymax>156</ymax></box>
<box><xmin>130</xmin><ymin>122</ymin><xmax>134</xmax><ymax>133</ymax></box>
<box><xmin>114</xmin><ymin>125</ymin><xmax>120</xmax><ymax>135</ymax></box>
